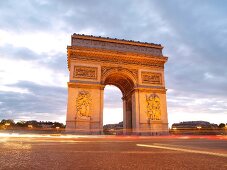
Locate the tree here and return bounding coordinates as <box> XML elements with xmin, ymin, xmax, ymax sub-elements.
<box><xmin>16</xmin><ymin>121</ymin><xmax>27</xmax><ymax>127</ymax></box>
<box><xmin>0</xmin><ymin>119</ymin><xmax>15</xmax><ymax>126</ymax></box>
<box><xmin>218</xmin><ymin>123</ymin><xmax>225</xmax><ymax>129</ymax></box>
<box><xmin>52</xmin><ymin>122</ymin><xmax>65</xmax><ymax>128</ymax></box>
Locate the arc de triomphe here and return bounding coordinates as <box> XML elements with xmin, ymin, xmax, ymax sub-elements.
<box><xmin>66</xmin><ymin>34</ymin><xmax>168</xmax><ymax>135</ymax></box>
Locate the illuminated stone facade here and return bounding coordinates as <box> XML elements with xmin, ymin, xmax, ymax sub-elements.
<box><xmin>66</xmin><ymin>34</ymin><xmax>169</xmax><ymax>135</ymax></box>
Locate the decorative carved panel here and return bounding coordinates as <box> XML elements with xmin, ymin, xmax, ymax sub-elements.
<box><xmin>74</xmin><ymin>66</ymin><xmax>98</xmax><ymax>80</ymax></box>
<box><xmin>146</xmin><ymin>94</ymin><xmax>161</xmax><ymax>120</ymax></box>
<box><xmin>141</xmin><ymin>72</ymin><xmax>162</xmax><ymax>85</ymax></box>
<box><xmin>101</xmin><ymin>66</ymin><xmax>112</xmax><ymax>76</ymax></box>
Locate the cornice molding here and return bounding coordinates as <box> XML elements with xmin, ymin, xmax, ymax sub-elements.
<box><xmin>68</xmin><ymin>46</ymin><xmax>167</xmax><ymax>61</ymax></box>
<box><xmin>68</xmin><ymin>82</ymin><xmax>105</xmax><ymax>89</ymax></box>
<box><xmin>134</xmin><ymin>87</ymin><xmax>167</xmax><ymax>94</ymax></box>
<box><xmin>67</xmin><ymin>47</ymin><xmax>167</xmax><ymax>70</ymax></box>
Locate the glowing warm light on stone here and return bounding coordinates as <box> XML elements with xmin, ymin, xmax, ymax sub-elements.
<box><xmin>66</xmin><ymin>34</ymin><xmax>168</xmax><ymax>135</ymax></box>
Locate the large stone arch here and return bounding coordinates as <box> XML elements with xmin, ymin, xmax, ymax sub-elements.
<box><xmin>101</xmin><ymin>67</ymin><xmax>137</xmax><ymax>96</ymax></box>
<box><xmin>102</xmin><ymin>69</ymin><xmax>137</xmax><ymax>133</ymax></box>
<box><xmin>66</xmin><ymin>34</ymin><xmax>169</xmax><ymax>135</ymax></box>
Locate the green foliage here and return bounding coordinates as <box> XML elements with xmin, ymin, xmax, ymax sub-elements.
<box><xmin>218</xmin><ymin>123</ymin><xmax>226</xmax><ymax>129</ymax></box>
<box><xmin>0</xmin><ymin>119</ymin><xmax>15</xmax><ymax>125</ymax></box>
<box><xmin>52</xmin><ymin>122</ymin><xmax>65</xmax><ymax>128</ymax></box>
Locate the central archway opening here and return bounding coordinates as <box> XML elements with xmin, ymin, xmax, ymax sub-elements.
<box><xmin>102</xmin><ymin>71</ymin><xmax>135</xmax><ymax>135</ymax></box>
<box><xmin>103</xmin><ymin>85</ymin><xmax>123</xmax><ymax>135</ymax></box>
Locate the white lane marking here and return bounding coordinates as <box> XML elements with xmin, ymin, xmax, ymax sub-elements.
<box><xmin>137</xmin><ymin>144</ymin><xmax>227</xmax><ymax>158</ymax></box>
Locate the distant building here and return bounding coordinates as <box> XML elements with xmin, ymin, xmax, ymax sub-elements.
<box><xmin>172</xmin><ymin>121</ymin><xmax>218</xmax><ymax>130</ymax></box>
<box><xmin>103</xmin><ymin>121</ymin><xmax>123</xmax><ymax>135</ymax></box>
<box><xmin>103</xmin><ymin>121</ymin><xmax>123</xmax><ymax>129</ymax></box>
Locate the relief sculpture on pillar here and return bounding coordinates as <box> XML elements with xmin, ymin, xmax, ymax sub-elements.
<box><xmin>146</xmin><ymin>94</ymin><xmax>161</xmax><ymax>120</ymax></box>
<box><xmin>76</xmin><ymin>90</ymin><xmax>92</xmax><ymax>119</ymax></box>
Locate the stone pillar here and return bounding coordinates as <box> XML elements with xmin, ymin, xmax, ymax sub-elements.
<box><xmin>123</xmin><ymin>99</ymin><xmax>127</xmax><ymax>134</ymax></box>
<box><xmin>131</xmin><ymin>90</ymin><xmax>140</xmax><ymax>134</ymax></box>
<box><xmin>135</xmin><ymin>89</ymin><xmax>169</xmax><ymax>135</ymax></box>
<box><xmin>66</xmin><ymin>83</ymin><xmax>104</xmax><ymax>134</ymax></box>
<box><xmin>66</xmin><ymin>84</ymin><xmax>77</xmax><ymax>130</ymax></box>
<box><xmin>99</xmin><ymin>88</ymin><xmax>104</xmax><ymax>134</ymax></box>
<box><xmin>123</xmin><ymin>97</ymin><xmax>133</xmax><ymax>135</ymax></box>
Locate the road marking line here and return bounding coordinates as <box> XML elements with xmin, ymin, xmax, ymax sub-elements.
<box><xmin>136</xmin><ymin>144</ymin><xmax>227</xmax><ymax>158</ymax></box>
<box><xmin>153</xmin><ymin>143</ymin><xmax>194</xmax><ymax>149</ymax></box>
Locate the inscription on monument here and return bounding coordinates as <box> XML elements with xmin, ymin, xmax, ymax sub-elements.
<box><xmin>74</xmin><ymin>66</ymin><xmax>97</xmax><ymax>80</ymax></box>
<box><xmin>141</xmin><ymin>72</ymin><xmax>162</xmax><ymax>85</ymax></box>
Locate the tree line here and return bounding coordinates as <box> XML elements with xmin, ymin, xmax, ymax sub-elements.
<box><xmin>0</xmin><ymin>119</ymin><xmax>65</xmax><ymax>129</ymax></box>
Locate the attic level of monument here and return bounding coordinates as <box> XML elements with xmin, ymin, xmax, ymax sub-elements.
<box><xmin>72</xmin><ymin>33</ymin><xmax>163</xmax><ymax>49</ymax></box>
<box><xmin>70</xmin><ymin>34</ymin><xmax>164</xmax><ymax>57</ymax></box>
<box><xmin>67</xmin><ymin>34</ymin><xmax>168</xmax><ymax>70</ymax></box>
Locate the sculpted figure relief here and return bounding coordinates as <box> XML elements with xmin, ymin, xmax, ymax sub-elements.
<box><xmin>146</xmin><ymin>94</ymin><xmax>161</xmax><ymax>120</ymax></box>
<box><xmin>76</xmin><ymin>90</ymin><xmax>92</xmax><ymax>118</ymax></box>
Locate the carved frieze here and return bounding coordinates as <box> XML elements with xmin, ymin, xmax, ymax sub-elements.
<box><xmin>73</xmin><ymin>66</ymin><xmax>98</xmax><ymax>80</ymax></box>
<box><xmin>146</xmin><ymin>94</ymin><xmax>161</xmax><ymax>120</ymax></box>
<box><xmin>68</xmin><ymin>47</ymin><xmax>166</xmax><ymax>69</ymax></box>
<box><xmin>72</xmin><ymin>38</ymin><xmax>163</xmax><ymax>57</ymax></box>
<box><xmin>141</xmin><ymin>72</ymin><xmax>162</xmax><ymax>85</ymax></box>
<box><xmin>76</xmin><ymin>90</ymin><xmax>92</xmax><ymax>118</ymax></box>
<box><xmin>101</xmin><ymin>66</ymin><xmax>112</xmax><ymax>76</ymax></box>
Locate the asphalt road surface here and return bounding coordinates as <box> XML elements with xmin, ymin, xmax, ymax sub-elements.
<box><xmin>0</xmin><ymin>134</ymin><xmax>226</xmax><ymax>170</ymax></box>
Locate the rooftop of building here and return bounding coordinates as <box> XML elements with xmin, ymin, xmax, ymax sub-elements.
<box><xmin>173</xmin><ymin>121</ymin><xmax>211</xmax><ymax>125</ymax></box>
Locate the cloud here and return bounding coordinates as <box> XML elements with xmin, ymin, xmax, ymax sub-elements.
<box><xmin>1</xmin><ymin>44</ymin><xmax>40</xmax><ymax>60</ymax></box>
<box><xmin>0</xmin><ymin>44</ymin><xmax>68</xmax><ymax>87</ymax></box>
<box><xmin>0</xmin><ymin>0</ymin><xmax>227</xmax><ymax>124</ymax></box>
<box><xmin>149</xmin><ymin>0</ymin><xmax>227</xmax><ymax>97</ymax></box>
<box><xmin>0</xmin><ymin>0</ymin><xmax>55</xmax><ymax>32</ymax></box>
<box><xmin>104</xmin><ymin>86</ymin><xmax>122</xmax><ymax>109</ymax></box>
<box><xmin>0</xmin><ymin>81</ymin><xmax>67</xmax><ymax>122</ymax></box>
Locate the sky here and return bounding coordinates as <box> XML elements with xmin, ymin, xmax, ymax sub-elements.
<box><xmin>0</xmin><ymin>0</ymin><xmax>227</xmax><ymax>126</ymax></box>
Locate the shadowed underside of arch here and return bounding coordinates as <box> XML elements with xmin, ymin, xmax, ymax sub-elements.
<box><xmin>103</xmin><ymin>73</ymin><xmax>135</xmax><ymax>96</ymax></box>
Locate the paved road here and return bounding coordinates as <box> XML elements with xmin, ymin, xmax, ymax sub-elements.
<box><xmin>0</xmin><ymin>134</ymin><xmax>227</xmax><ymax>170</ymax></box>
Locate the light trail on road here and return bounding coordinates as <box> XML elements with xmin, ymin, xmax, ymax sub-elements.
<box><xmin>0</xmin><ymin>132</ymin><xmax>227</xmax><ymax>140</ymax></box>
<box><xmin>137</xmin><ymin>143</ymin><xmax>227</xmax><ymax>157</ymax></box>
<box><xmin>1</xmin><ymin>134</ymin><xmax>227</xmax><ymax>169</ymax></box>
